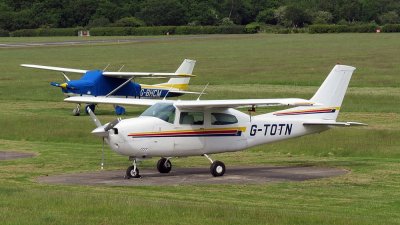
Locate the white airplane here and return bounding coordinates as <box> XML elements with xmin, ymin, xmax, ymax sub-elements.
<box><xmin>66</xmin><ymin>65</ymin><xmax>366</xmax><ymax>178</ymax></box>
<box><xmin>21</xmin><ymin>59</ymin><xmax>197</xmax><ymax>115</ymax></box>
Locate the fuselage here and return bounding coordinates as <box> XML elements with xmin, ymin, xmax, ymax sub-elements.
<box><xmin>59</xmin><ymin>70</ymin><xmax>184</xmax><ymax>98</ymax></box>
<box><xmin>105</xmin><ymin>103</ymin><xmax>328</xmax><ymax>158</ymax></box>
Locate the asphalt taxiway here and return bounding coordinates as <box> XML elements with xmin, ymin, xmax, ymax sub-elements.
<box><xmin>37</xmin><ymin>166</ymin><xmax>347</xmax><ymax>186</ymax></box>
<box><xmin>0</xmin><ymin>151</ymin><xmax>36</xmax><ymax>160</ymax></box>
<box><xmin>0</xmin><ymin>35</ymin><xmax>243</xmax><ymax>48</ymax></box>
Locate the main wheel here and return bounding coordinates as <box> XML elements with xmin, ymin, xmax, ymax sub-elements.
<box><xmin>157</xmin><ymin>158</ymin><xmax>172</xmax><ymax>173</ymax></box>
<box><xmin>125</xmin><ymin>165</ymin><xmax>140</xmax><ymax>179</ymax></box>
<box><xmin>72</xmin><ymin>107</ymin><xmax>80</xmax><ymax>116</ymax></box>
<box><xmin>210</xmin><ymin>161</ymin><xmax>225</xmax><ymax>177</ymax></box>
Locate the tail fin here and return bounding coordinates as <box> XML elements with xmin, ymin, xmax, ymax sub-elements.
<box><xmin>162</xmin><ymin>59</ymin><xmax>196</xmax><ymax>90</ymax></box>
<box><xmin>272</xmin><ymin>65</ymin><xmax>355</xmax><ymax>120</ymax></box>
<box><xmin>310</xmin><ymin>65</ymin><xmax>355</xmax><ymax>107</ymax></box>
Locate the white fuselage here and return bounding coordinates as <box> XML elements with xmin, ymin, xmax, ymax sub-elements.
<box><xmin>106</xmin><ymin>107</ymin><xmax>329</xmax><ymax>158</ymax></box>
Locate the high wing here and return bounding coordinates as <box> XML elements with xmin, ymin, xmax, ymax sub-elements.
<box><xmin>64</xmin><ymin>96</ymin><xmax>315</xmax><ymax>108</ymax></box>
<box><xmin>65</xmin><ymin>96</ymin><xmax>166</xmax><ymax>106</ymax></box>
<box><xmin>21</xmin><ymin>64</ymin><xmax>195</xmax><ymax>78</ymax></box>
<box><xmin>173</xmin><ymin>98</ymin><xmax>315</xmax><ymax>109</ymax></box>
<box><xmin>102</xmin><ymin>72</ymin><xmax>195</xmax><ymax>78</ymax></box>
<box><xmin>303</xmin><ymin>121</ymin><xmax>367</xmax><ymax>126</ymax></box>
<box><xmin>21</xmin><ymin>64</ymin><xmax>88</xmax><ymax>73</ymax></box>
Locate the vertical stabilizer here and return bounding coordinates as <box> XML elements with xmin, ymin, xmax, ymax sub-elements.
<box><xmin>269</xmin><ymin>65</ymin><xmax>356</xmax><ymax>120</ymax></box>
<box><xmin>162</xmin><ymin>59</ymin><xmax>196</xmax><ymax>90</ymax></box>
<box><xmin>310</xmin><ymin>65</ymin><xmax>355</xmax><ymax>107</ymax></box>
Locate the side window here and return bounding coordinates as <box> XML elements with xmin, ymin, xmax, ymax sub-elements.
<box><xmin>211</xmin><ymin>113</ymin><xmax>238</xmax><ymax>125</ymax></box>
<box><xmin>180</xmin><ymin>112</ymin><xmax>204</xmax><ymax>125</ymax></box>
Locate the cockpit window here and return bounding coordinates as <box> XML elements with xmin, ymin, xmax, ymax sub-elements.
<box><xmin>180</xmin><ymin>112</ymin><xmax>204</xmax><ymax>125</ymax></box>
<box><xmin>140</xmin><ymin>103</ymin><xmax>175</xmax><ymax>123</ymax></box>
<box><xmin>211</xmin><ymin>113</ymin><xmax>238</xmax><ymax>125</ymax></box>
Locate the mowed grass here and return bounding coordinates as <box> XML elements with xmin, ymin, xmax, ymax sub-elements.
<box><xmin>0</xmin><ymin>33</ymin><xmax>400</xmax><ymax>225</ymax></box>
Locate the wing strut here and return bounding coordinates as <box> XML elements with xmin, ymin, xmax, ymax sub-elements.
<box><xmin>197</xmin><ymin>83</ymin><xmax>209</xmax><ymax>101</ymax></box>
<box><xmin>105</xmin><ymin>77</ymin><xmax>134</xmax><ymax>97</ymax></box>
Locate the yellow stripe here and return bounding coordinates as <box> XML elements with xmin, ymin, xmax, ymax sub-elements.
<box><xmin>140</xmin><ymin>83</ymin><xmax>189</xmax><ymax>90</ymax></box>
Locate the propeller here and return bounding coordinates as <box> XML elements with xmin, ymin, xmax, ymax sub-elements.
<box><xmin>87</xmin><ymin>108</ymin><xmax>121</xmax><ymax>170</ymax></box>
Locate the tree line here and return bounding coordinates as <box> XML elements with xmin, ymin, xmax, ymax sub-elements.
<box><xmin>1</xmin><ymin>0</ymin><xmax>400</xmax><ymax>31</ymax></box>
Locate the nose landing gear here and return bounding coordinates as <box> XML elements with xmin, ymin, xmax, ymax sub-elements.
<box><xmin>125</xmin><ymin>158</ymin><xmax>141</xmax><ymax>179</ymax></box>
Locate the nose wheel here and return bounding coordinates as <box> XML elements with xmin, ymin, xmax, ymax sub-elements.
<box><xmin>125</xmin><ymin>159</ymin><xmax>141</xmax><ymax>179</ymax></box>
<box><xmin>157</xmin><ymin>157</ymin><xmax>172</xmax><ymax>173</ymax></box>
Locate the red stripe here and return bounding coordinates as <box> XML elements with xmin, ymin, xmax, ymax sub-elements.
<box><xmin>128</xmin><ymin>129</ymin><xmax>239</xmax><ymax>137</ymax></box>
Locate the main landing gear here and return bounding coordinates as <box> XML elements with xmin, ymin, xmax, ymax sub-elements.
<box><xmin>204</xmin><ymin>154</ymin><xmax>226</xmax><ymax>177</ymax></box>
<box><xmin>157</xmin><ymin>157</ymin><xmax>172</xmax><ymax>173</ymax></box>
<box><xmin>72</xmin><ymin>104</ymin><xmax>81</xmax><ymax>116</ymax></box>
<box><xmin>72</xmin><ymin>104</ymin><xmax>96</xmax><ymax>116</ymax></box>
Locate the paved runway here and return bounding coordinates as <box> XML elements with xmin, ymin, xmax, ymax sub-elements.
<box><xmin>37</xmin><ymin>166</ymin><xmax>347</xmax><ymax>186</ymax></box>
<box><xmin>0</xmin><ymin>151</ymin><xmax>36</xmax><ymax>160</ymax></box>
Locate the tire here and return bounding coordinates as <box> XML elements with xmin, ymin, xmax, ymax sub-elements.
<box><xmin>157</xmin><ymin>158</ymin><xmax>172</xmax><ymax>173</ymax></box>
<box><xmin>210</xmin><ymin>160</ymin><xmax>225</xmax><ymax>177</ymax></box>
<box><xmin>125</xmin><ymin>165</ymin><xmax>140</xmax><ymax>179</ymax></box>
<box><xmin>72</xmin><ymin>108</ymin><xmax>80</xmax><ymax>116</ymax></box>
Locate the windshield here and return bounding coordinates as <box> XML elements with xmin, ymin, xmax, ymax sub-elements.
<box><xmin>140</xmin><ymin>103</ymin><xmax>175</xmax><ymax>123</ymax></box>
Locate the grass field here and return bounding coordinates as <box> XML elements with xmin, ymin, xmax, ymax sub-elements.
<box><xmin>0</xmin><ymin>33</ymin><xmax>400</xmax><ymax>225</ymax></box>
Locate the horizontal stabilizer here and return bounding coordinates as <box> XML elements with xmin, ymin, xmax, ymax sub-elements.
<box><xmin>303</xmin><ymin>121</ymin><xmax>367</xmax><ymax>126</ymax></box>
<box><xmin>168</xmin><ymin>90</ymin><xmax>203</xmax><ymax>95</ymax></box>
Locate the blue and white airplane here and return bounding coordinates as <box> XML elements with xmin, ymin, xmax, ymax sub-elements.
<box><xmin>21</xmin><ymin>59</ymin><xmax>197</xmax><ymax>115</ymax></box>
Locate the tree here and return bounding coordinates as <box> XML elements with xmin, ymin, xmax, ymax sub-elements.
<box><xmin>285</xmin><ymin>5</ymin><xmax>312</xmax><ymax>27</ymax></box>
<box><xmin>379</xmin><ymin>11</ymin><xmax>400</xmax><ymax>24</ymax></box>
<box><xmin>256</xmin><ymin>8</ymin><xmax>277</xmax><ymax>25</ymax></box>
<box><xmin>136</xmin><ymin>0</ymin><xmax>188</xmax><ymax>26</ymax></box>
<box><xmin>183</xmin><ymin>1</ymin><xmax>219</xmax><ymax>25</ymax></box>
<box><xmin>313</xmin><ymin>11</ymin><xmax>333</xmax><ymax>24</ymax></box>
<box><xmin>113</xmin><ymin>17</ymin><xmax>145</xmax><ymax>27</ymax></box>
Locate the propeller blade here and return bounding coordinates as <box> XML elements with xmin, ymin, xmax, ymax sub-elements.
<box><xmin>104</xmin><ymin>118</ymin><xmax>121</xmax><ymax>131</ymax></box>
<box><xmin>50</xmin><ymin>82</ymin><xmax>69</xmax><ymax>89</ymax></box>
<box><xmin>50</xmin><ymin>82</ymin><xmax>61</xmax><ymax>87</ymax></box>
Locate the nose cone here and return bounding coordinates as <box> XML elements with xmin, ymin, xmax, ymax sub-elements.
<box><xmin>59</xmin><ymin>83</ymin><xmax>68</xmax><ymax>89</ymax></box>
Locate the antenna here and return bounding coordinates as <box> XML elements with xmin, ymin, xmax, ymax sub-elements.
<box><xmin>197</xmin><ymin>83</ymin><xmax>209</xmax><ymax>101</ymax></box>
<box><xmin>118</xmin><ymin>65</ymin><xmax>125</xmax><ymax>72</ymax></box>
<box><xmin>248</xmin><ymin>105</ymin><xmax>256</xmax><ymax>122</ymax></box>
